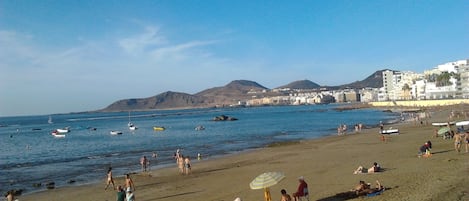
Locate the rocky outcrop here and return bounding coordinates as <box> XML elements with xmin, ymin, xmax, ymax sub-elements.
<box><xmin>212</xmin><ymin>115</ymin><xmax>238</xmax><ymax>121</ymax></box>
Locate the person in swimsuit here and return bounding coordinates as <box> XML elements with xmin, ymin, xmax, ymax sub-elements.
<box><xmin>105</xmin><ymin>167</ymin><xmax>115</xmax><ymax>190</ymax></box>
<box><xmin>140</xmin><ymin>156</ymin><xmax>148</xmax><ymax>172</ymax></box>
<box><xmin>184</xmin><ymin>156</ymin><xmax>191</xmax><ymax>175</ymax></box>
<box><xmin>280</xmin><ymin>189</ymin><xmax>292</xmax><ymax>201</ymax></box>
<box><xmin>454</xmin><ymin>132</ymin><xmax>462</xmax><ymax>153</ymax></box>
<box><xmin>465</xmin><ymin>132</ymin><xmax>469</xmax><ymax>153</ymax></box>
<box><xmin>177</xmin><ymin>155</ymin><xmax>185</xmax><ymax>174</ymax></box>
<box><xmin>125</xmin><ymin>174</ymin><xmax>135</xmax><ymax>192</ymax></box>
<box><xmin>353</xmin><ymin>180</ymin><xmax>383</xmax><ymax>196</ymax></box>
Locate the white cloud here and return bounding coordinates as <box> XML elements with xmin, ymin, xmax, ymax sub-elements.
<box><xmin>118</xmin><ymin>26</ymin><xmax>166</xmax><ymax>55</ymax></box>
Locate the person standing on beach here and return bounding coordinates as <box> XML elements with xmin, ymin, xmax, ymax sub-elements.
<box><xmin>116</xmin><ymin>186</ymin><xmax>125</xmax><ymax>201</ymax></box>
<box><xmin>177</xmin><ymin>154</ymin><xmax>185</xmax><ymax>174</ymax></box>
<box><xmin>465</xmin><ymin>132</ymin><xmax>469</xmax><ymax>153</ymax></box>
<box><xmin>105</xmin><ymin>167</ymin><xmax>115</xmax><ymax>190</ymax></box>
<box><xmin>454</xmin><ymin>132</ymin><xmax>462</xmax><ymax>153</ymax></box>
<box><xmin>184</xmin><ymin>156</ymin><xmax>192</xmax><ymax>175</ymax></box>
<box><xmin>140</xmin><ymin>156</ymin><xmax>148</xmax><ymax>172</ymax></box>
<box><xmin>125</xmin><ymin>174</ymin><xmax>135</xmax><ymax>192</ymax></box>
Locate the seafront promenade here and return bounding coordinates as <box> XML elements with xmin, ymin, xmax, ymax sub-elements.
<box><xmin>369</xmin><ymin>99</ymin><xmax>469</xmax><ymax>107</ymax></box>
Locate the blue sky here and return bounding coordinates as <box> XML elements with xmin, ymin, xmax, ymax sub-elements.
<box><xmin>0</xmin><ymin>0</ymin><xmax>468</xmax><ymax>116</ymax></box>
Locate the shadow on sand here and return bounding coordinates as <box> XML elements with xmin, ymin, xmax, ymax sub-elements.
<box><xmin>317</xmin><ymin>187</ymin><xmax>394</xmax><ymax>201</ymax></box>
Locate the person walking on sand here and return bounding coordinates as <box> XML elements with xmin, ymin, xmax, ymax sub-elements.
<box><xmin>125</xmin><ymin>174</ymin><xmax>135</xmax><ymax>192</ymax></box>
<box><xmin>105</xmin><ymin>167</ymin><xmax>115</xmax><ymax>190</ymax></box>
<box><xmin>292</xmin><ymin>176</ymin><xmax>309</xmax><ymax>201</ymax></box>
<box><xmin>280</xmin><ymin>189</ymin><xmax>292</xmax><ymax>201</ymax></box>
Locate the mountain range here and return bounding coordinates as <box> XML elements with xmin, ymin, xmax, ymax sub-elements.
<box><xmin>99</xmin><ymin>70</ymin><xmax>388</xmax><ymax>112</ymax></box>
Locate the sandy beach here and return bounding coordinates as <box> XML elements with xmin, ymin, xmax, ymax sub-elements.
<box><xmin>17</xmin><ymin>106</ymin><xmax>469</xmax><ymax>201</ymax></box>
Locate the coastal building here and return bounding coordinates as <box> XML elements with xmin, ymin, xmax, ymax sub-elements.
<box><xmin>244</xmin><ymin>59</ymin><xmax>469</xmax><ymax>106</ymax></box>
<box><xmin>456</xmin><ymin>60</ymin><xmax>469</xmax><ymax>98</ymax></box>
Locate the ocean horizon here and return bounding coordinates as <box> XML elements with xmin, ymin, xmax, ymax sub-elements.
<box><xmin>0</xmin><ymin>104</ymin><xmax>400</xmax><ymax>195</ymax></box>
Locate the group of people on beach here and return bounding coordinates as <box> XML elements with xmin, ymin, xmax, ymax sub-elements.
<box><xmin>104</xmin><ymin>167</ymin><xmax>136</xmax><ymax>201</ymax></box>
<box><xmin>277</xmin><ymin>176</ymin><xmax>309</xmax><ymax>201</ymax></box>
<box><xmin>174</xmin><ymin>149</ymin><xmax>192</xmax><ymax>175</ymax></box>
<box><xmin>337</xmin><ymin>123</ymin><xmax>363</xmax><ymax>135</ymax></box>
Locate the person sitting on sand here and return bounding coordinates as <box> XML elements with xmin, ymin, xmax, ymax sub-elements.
<box><xmin>126</xmin><ymin>188</ymin><xmax>135</xmax><ymax>201</ymax></box>
<box><xmin>292</xmin><ymin>176</ymin><xmax>309</xmax><ymax>201</ymax></box>
<box><xmin>353</xmin><ymin>162</ymin><xmax>380</xmax><ymax>174</ymax></box>
<box><xmin>418</xmin><ymin>142</ymin><xmax>432</xmax><ymax>157</ymax></box>
<box><xmin>280</xmin><ymin>189</ymin><xmax>292</xmax><ymax>201</ymax></box>
<box><xmin>353</xmin><ymin>180</ymin><xmax>383</xmax><ymax>196</ymax></box>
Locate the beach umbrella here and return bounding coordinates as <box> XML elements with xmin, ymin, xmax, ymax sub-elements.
<box><xmin>250</xmin><ymin>172</ymin><xmax>285</xmax><ymax>201</ymax></box>
<box><xmin>437</xmin><ymin>127</ymin><xmax>450</xmax><ymax>135</ymax></box>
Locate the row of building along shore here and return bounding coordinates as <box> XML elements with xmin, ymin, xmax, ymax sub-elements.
<box><xmin>242</xmin><ymin>59</ymin><xmax>469</xmax><ymax>107</ymax></box>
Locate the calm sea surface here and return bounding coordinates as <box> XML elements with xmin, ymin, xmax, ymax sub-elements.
<box><xmin>0</xmin><ymin>104</ymin><xmax>399</xmax><ymax>194</ymax></box>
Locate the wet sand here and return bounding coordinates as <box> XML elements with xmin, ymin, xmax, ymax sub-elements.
<box><xmin>18</xmin><ymin>106</ymin><xmax>469</xmax><ymax>201</ymax></box>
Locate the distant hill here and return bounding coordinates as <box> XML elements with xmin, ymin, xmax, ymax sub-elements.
<box><xmin>339</xmin><ymin>70</ymin><xmax>387</xmax><ymax>89</ymax></box>
<box><xmin>100</xmin><ymin>80</ymin><xmax>273</xmax><ymax>112</ymax></box>
<box><xmin>276</xmin><ymin>80</ymin><xmax>320</xmax><ymax>89</ymax></box>
<box><xmin>99</xmin><ymin>71</ymin><xmax>391</xmax><ymax>112</ymax></box>
<box><xmin>99</xmin><ymin>91</ymin><xmax>207</xmax><ymax>112</ymax></box>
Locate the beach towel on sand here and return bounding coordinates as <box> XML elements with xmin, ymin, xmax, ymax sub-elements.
<box><xmin>367</xmin><ymin>188</ymin><xmax>385</xmax><ymax>197</ymax></box>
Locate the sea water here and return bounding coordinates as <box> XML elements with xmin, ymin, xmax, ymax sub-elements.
<box><xmin>0</xmin><ymin>104</ymin><xmax>399</xmax><ymax>194</ymax></box>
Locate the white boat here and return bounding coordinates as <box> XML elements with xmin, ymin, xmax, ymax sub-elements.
<box><xmin>51</xmin><ymin>130</ymin><xmax>66</xmax><ymax>138</ymax></box>
<box><xmin>110</xmin><ymin>131</ymin><xmax>123</xmax><ymax>135</ymax></box>
<box><xmin>128</xmin><ymin>122</ymin><xmax>137</xmax><ymax>130</ymax></box>
<box><xmin>56</xmin><ymin>127</ymin><xmax>70</xmax><ymax>133</ymax></box>
<box><xmin>431</xmin><ymin>122</ymin><xmax>455</xmax><ymax>126</ymax></box>
<box><xmin>455</xmin><ymin>121</ymin><xmax>469</xmax><ymax>126</ymax></box>
<box><xmin>128</xmin><ymin>112</ymin><xmax>137</xmax><ymax>130</ymax></box>
<box><xmin>381</xmin><ymin>128</ymin><xmax>399</xmax><ymax>135</ymax></box>
<box><xmin>195</xmin><ymin>125</ymin><xmax>205</xmax><ymax>131</ymax></box>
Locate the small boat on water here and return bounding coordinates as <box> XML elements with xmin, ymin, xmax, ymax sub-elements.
<box><xmin>56</xmin><ymin>127</ymin><xmax>70</xmax><ymax>133</ymax></box>
<box><xmin>110</xmin><ymin>131</ymin><xmax>123</xmax><ymax>135</ymax></box>
<box><xmin>153</xmin><ymin>126</ymin><xmax>165</xmax><ymax>131</ymax></box>
<box><xmin>195</xmin><ymin>125</ymin><xmax>205</xmax><ymax>131</ymax></box>
<box><xmin>128</xmin><ymin>123</ymin><xmax>137</xmax><ymax>130</ymax></box>
<box><xmin>51</xmin><ymin>130</ymin><xmax>66</xmax><ymax>138</ymax></box>
<box><xmin>128</xmin><ymin>112</ymin><xmax>137</xmax><ymax>130</ymax></box>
